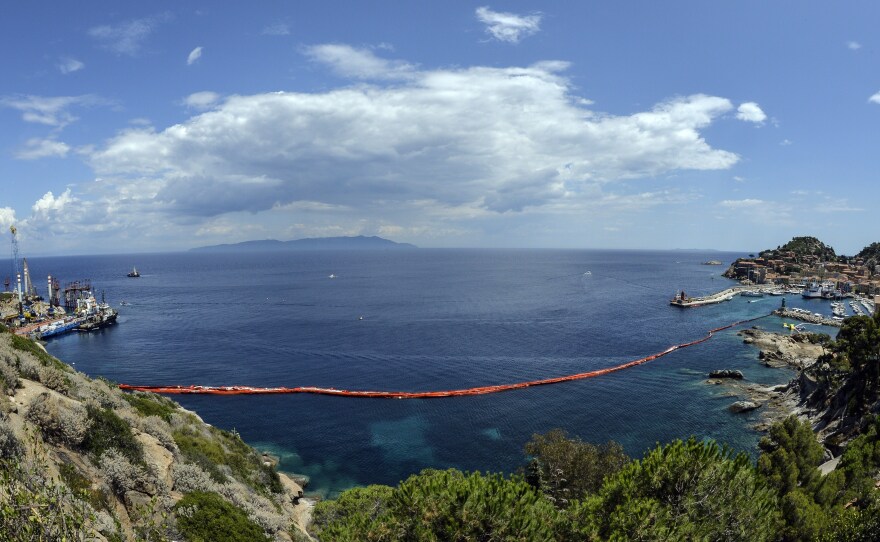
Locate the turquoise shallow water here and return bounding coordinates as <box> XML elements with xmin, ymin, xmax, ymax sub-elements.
<box><xmin>19</xmin><ymin>249</ymin><xmax>840</xmax><ymax>497</ymax></box>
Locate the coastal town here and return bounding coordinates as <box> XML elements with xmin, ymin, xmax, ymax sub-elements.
<box><xmin>672</xmin><ymin>237</ymin><xmax>880</xmax><ymax>317</ymax></box>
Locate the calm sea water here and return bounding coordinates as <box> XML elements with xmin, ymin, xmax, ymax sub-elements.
<box><xmin>16</xmin><ymin>249</ymin><xmax>841</xmax><ymax>497</ymax></box>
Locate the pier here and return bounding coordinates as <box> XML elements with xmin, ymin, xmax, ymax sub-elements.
<box><xmin>670</xmin><ymin>286</ymin><xmax>753</xmax><ymax>308</ymax></box>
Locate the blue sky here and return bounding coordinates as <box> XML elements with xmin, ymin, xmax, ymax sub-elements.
<box><xmin>1</xmin><ymin>2</ymin><xmax>878</xmax><ymax>255</ymax></box>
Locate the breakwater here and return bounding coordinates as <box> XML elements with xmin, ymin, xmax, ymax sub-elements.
<box><xmin>670</xmin><ymin>286</ymin><xmax>754</xmax><ymax>307</ymax></box>
<box><xmin>773</xmin><ymin>308</ymin><xmax>841</xmax><ymax>327</ymax></box>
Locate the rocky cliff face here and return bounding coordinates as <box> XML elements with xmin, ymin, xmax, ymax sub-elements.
<box><xmin>0</xmin><ymin>328</ymin><xmax>312</xmax><ymax>541</ymax></box>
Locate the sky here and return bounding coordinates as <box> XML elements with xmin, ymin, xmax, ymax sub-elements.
<box><xmin>1</xmin><ymin>2</ymin><xmax>878</xmax><ymax>256</ymax></box>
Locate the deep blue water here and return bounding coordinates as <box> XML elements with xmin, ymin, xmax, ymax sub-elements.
<box><xmin>14</xmin><ymin>249</ymin><xmax>842</xmax><ymax>497</ymax></box>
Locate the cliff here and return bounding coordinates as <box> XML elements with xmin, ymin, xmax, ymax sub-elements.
<box><xmin>0</xmin><ymin>326</ymin><xmax>312</xmax><ymax>541</ymax></box>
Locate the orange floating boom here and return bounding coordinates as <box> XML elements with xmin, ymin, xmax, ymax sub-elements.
<box><xmin>119</xmin><ymin>315</ymin><xmax>768</xmax><ymax>399</ymax></box>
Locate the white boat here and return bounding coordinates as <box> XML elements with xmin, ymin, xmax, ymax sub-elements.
<box><xmin>741</xmin><ymin>290</ymin><xmax>764</xmax><ymax>297</ymax></box>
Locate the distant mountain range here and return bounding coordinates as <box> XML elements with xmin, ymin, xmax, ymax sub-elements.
<box><xmin>190</xmin><ymin>235</ymin><xmax>417</xmax><ymax>253</ymax></box>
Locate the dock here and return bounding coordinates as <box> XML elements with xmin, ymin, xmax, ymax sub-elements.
<box><xmin>773</xmin><ymin>308</ymin><xmax>841</xmax><ymax>328</ymax></box>
<box><xmin>670</xmin><ymin>286</ymin><xmax>752</xmax><ymax>308</ymax></box>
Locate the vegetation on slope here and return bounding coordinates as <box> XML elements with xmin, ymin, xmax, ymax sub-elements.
<box><xmin>760</xmin><ymin>236</ymin><xmax>838</xmax><ymax>261</ymax></box>
<box><xmin>856</xmin><ymin>242</ymin><xmax>880</xmax><ymax>264</ymax></box>
<box><xmin>0</xmin><ymin>327</ymin><xmax>307</xmax><ymax>541</ymax></box>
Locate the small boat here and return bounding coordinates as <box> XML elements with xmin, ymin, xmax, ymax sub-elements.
<box><xmin>127</xmin><ymin>267</ymin><xmax>140</xmax><ymax>278</ymax></box>
<box><xmin>328</xmin><ymin>274</ymin><xmax>337</xmax><ymax>279</ymax></box>
<box><xmin>740</xmin><ymin>290</ymin><xmax>764</xmax><ymax>297</ymax></box>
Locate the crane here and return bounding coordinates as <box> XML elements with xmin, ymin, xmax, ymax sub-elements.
<box><xmin>10</xmin><ymin>225</ymin><xmax>20</xmax><ymax>291</ymax></box>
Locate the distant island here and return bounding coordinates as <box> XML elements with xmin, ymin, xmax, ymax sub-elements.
<box><xmin>190</xmin><ymin>235</ymin><xmax>417</xmax><ymax>253</ymax></box>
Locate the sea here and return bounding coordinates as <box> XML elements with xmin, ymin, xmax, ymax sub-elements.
<box><xmin>15</xmin><ymin>249</ymin><xmax>844</xmax><ymax>498</ymax></box>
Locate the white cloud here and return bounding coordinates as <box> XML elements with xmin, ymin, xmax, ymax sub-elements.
<box><xmin>847</xmin><ymin>41</ymin><xmax>862</xmax><ymax>50</ymax></box>
<box><xmin>869</xmin><ymin>91</ymin><xmax>880</xmax><ymax>105</ymax></box>
<box><xmin>733</xmin><ymin>176</ymin><xmax>745</xmax><ymax>183</ymax></box>
<box><xmin>736</xmin><ymin>102</ymin><xmax>766</xmax><ymax>123</ymax></box>
<box><xmin>183</xmin><ymin>91</ymin><xmax>221</xmax><ymax>110</ymax></box>
<box><xmin>304</xmin><ymin>44</ymin><xmax>415</xmax><ymax>80</ymax></box>
<box><xmin>476</xmin><ymin>6</ymin><xmax>541</xmax><ymax>43</ymax></box>
<box><xmin>720</xmin><ymin>199</ymin><xmax>764</xmax><ymax>208</ymax></box>
<box><xmin>87</xmin><ymin>47</ymin><xmax>744</xmax><ymax>224</ymax></box>
<box><xmin>0</xmin><ymin>94</ymin><xmax>100</xmax><ymax>128</ymax></box>
<box><xmin>11</xmin><ymin>46</ymin><xmax>761</xmax><ymax>252</ymax></box>
<box><xmin>58</xmin><ymin>57</ymin><xmax>84</xmax><ymax>74</ymax></box>
<box><xmin>780</xmin><ymin>139</ymin><xmax>792</xmax><ymax>146</ymax></box>
<box><xmin>187</xmin><ymin>46</ymin><xmax>203</xmax><ymax>65</ymax></box>
<box><xmin>0</xmin><ymin>207</ymin><xmax>16</xmax><ymax>230</ymax></box>
<box><xmin>89</xmin><ymin>13</ymin><xmax>170</xmax><ymax>56</ymax></box>
<box><xmin>32</xmin><ymin>189</ymin><xmax>76</xmax><ymax>216</ymax></box>
<box><xmin>15</xmin><ymin>138</ymin><xmax>71</xmax><ymax>160</ymax></box>
<box><xmin>262</xmin><ymin>23</ymin><xmax>290</xmax><ymax>36</ymax></box>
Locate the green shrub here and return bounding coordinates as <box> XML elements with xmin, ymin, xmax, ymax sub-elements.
<box><xmin>312</xmin><ymin>469</ymin><xmax>563</xmax><ymax>541</ymax></box>
<box><xmin>311</xmin><ymin>484</ymin><xmax>394</xmax><ymax>539</ymax></box>
<box><xmin>173</xmin><ymin>429</ymin><xmax>229</xmax><ymax>484</ymax></box>
<box><xmin>524</xmin><ymin>428</ymin><xmax>629</xmax><ymax>507</ymax></box>
<box><xmin>574</xmin><ymin>438</ymin><xmax>781</xmax><ymax>541</ymax></box>
<box><xmin>0</xmin><ymin>456</ymin><xmax>91</xmax><ymax>540</ymax></box>
<box><xmin>820</xmin><ymin>501</ymin><xmax>880</xmax><ymax>541</ymax></box>
<box><xmin>174</xmin><ymin>491</ymin><xmax>269</xmax><ymax>542</ymax></box>
<box><xmin>122</xmin><ymin>391</ymin><xmax>177</xmax><ymax>422</ymax></box>
<box><xmin>9</xmin><ymin>334</ymin><xmax>68</xmax><ymax>372</ymax></box>
<box><xmin>172</xmin><ymin>426</ymin><xmax>283</xmax><ymax>493</ymax></box>
<box><xmin>838</xmin><ymin>416</ymin><xmax>880</xmax><ymax>502</ymax></box>
<box><xmin>60</xmin><ymin>462</ymin><xmax>110</xmax><ymax>511</ymax></box>
<box><xmin>82</xmin><ymin>405</ymin><xmax>144</xmax><ymax>466</ymax></box>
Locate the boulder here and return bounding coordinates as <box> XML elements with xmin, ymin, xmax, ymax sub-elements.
<box><xmin>709</xmin><ymin>370</ymin><xmax>744</xmax><ymax>379</ymax></box>
<box><xmin>729</xmin><ymin>401</ymin><xmax>761</xmax><ymax>413</ymax></box>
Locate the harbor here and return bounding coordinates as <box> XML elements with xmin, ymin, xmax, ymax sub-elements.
<box><xmin>2</xmin><ymin>226</ymin><xmax>119</xmax><ymax>340</ymax></box>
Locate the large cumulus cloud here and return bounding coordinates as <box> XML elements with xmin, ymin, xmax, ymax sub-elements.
<box><xmin>90</xmin><ymin>46</ymin><xmax>742</xmax><ymax>221</ymax></box>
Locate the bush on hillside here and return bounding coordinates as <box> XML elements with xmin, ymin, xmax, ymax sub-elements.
<box><xmin>311</xmin><ymin>469</ymin><xmax>563</xmax><ymax>541</ymax></box>
<box><xmin>172</xmin><ymin>462</ymin><xmax>217</xmax><ymax>494</ymax></box>
<box><xmin>174</xmin><ymin>491</ymin><xmax>269</xmax><ymax>542</ymax></box>
<box><xmin>99</xmin><ymin>448</ymin><xmax>152</xmax><ymax>497</ymax></box>
<box><xmin>0</xmin><ymin>352</ymin><xmax>19</xmax><ymax>391</ymax></box>
<box><xmin>524</xmin><ymin>428</ymin><xmax>629</xmax><ymax>507</ymax></box>
<box><xmin>0</xmin><ymin>415</ymin><xmax>24</xmax><ymax>459</ymax></box>
<box><xmin>25</xmin><ymin>392</ymin><xmax>90</xmax><ymax>446</ymax></box>
<box><xmin>82</xmin><ymin>404</ymin><xmax>144</xmax><ymax>466</ymax></box>
<box><xmin>0</xmin><ymin>455</ymin><xmax>91</xmax><ymax>540</ymax></box>
<box><xmin>9</xmin><ymin>334</ymin><xmax>68</xmax><ymax>372</ymax></box>
<box><xmin>37</xmin><ymin>364</ymin><xmax>71</xmax><ymax>394</ymax></box>
<box><xmin>572</xmin><ymin>438</ymin><xmax>781</xmax><ymax>541</ymax></box>
<box><xmin>122</xmin><ymin>391</ymin><xmax>177</xmax><ymax>423</ymax></box>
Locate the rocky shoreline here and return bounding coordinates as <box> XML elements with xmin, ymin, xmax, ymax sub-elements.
<box><xmin>705</xmin><ymin>326</ymin><xmax>827</xmax><ymax>434</ymax></box>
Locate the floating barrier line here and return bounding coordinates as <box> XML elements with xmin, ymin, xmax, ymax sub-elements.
<box><xmin>119</xmin><ymin>315</ymin><xmax>769</xmax><ymax>399</ymax></box>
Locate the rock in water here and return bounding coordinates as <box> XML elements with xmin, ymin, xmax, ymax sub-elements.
<box><xmin>709</xmin><ymin>370</ymin><xmax>744</xmax><ymax>379</ymax></box>
<box><xmin>729</xmin><ymin>401</ymin><xmax>761</xmax><ymax>413</ymax></box>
